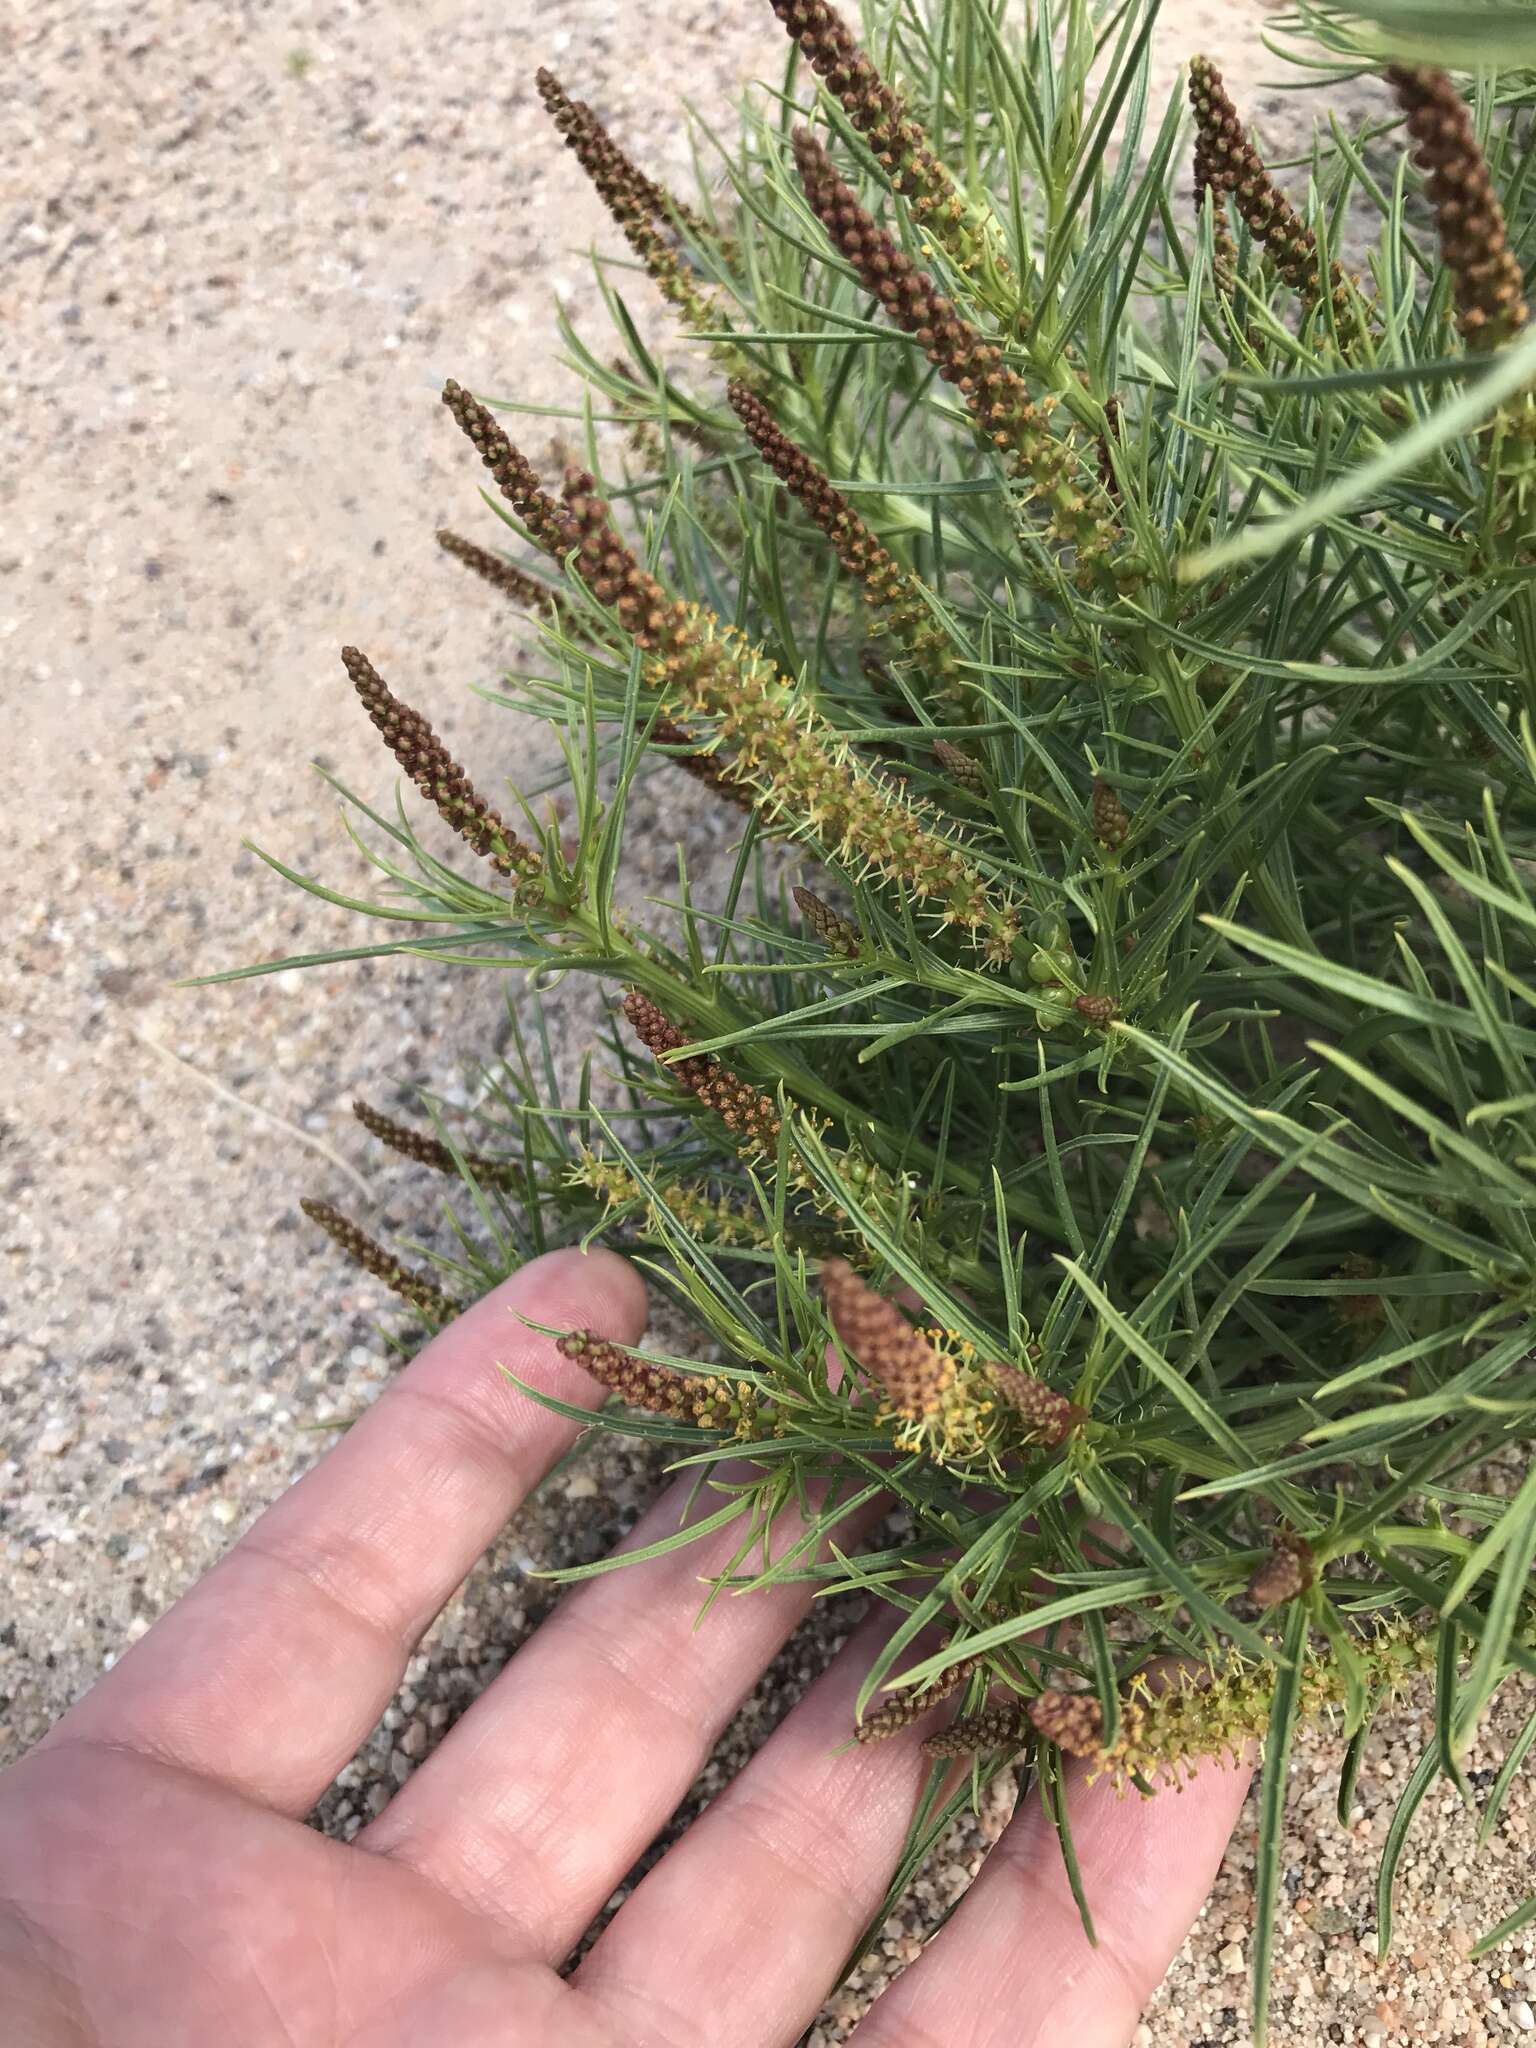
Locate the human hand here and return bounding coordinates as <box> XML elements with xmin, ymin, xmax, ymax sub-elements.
<box><xmin>0</xmin><ymin>1250</ymin><xmax>1251</xmax><ymax>2047</ymax></box>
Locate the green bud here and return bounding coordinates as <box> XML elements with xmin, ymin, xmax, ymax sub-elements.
<box><xmin>1027</xmin><ymin>947</ymin><xmax>1074</xmax><ymax>986</ymax></box>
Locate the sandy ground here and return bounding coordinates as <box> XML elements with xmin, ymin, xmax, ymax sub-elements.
<box><xmin>5</xmin><ymin>2</ymin><xmax>1535</xmax><ymax>2042</ymax></box>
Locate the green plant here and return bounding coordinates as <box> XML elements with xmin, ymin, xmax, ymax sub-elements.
<box><xmin>215</xmin><ymin>2</ymin><xmax>1536</xmax><ymax>2034</ymax></box>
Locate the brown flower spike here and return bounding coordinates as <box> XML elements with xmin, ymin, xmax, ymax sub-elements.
<box><xmin>922</xmin><ymin>1704</ymin><xmax>1028</xmax><ymax>1759</ymax></box>
<box><xmin>1188</xmin><ymin>57</ymin><xmax>1354</xmax><ymax>327</ymax></box>
<box><xmin>728</xmin><ymin>380</ymin><xmax>961</xmax><ymax>693</ymax></box>
<box><xmin>933</xmin><ymin>739</ymin><xmax>985</xmax><ymax>796</ymax></box>
<box><xmin>770</xmin><ymin>0</ymin><xmax>962</xmax><ymax>236</ymax></box>
<box><xmin>821</xmin><ymin>1256</ymin><xmax>955</xmax><ymax>1421</ymax></box>
<box><xmin>1027</xmin><ymin>1620</ymin><xmax>1440</xmax><ymax>1790</ymax></box>
<box><xmin>1028</xmin><ymin>1687</ymin><xmax>1105</xmax><ymax>1759</ymax></box>
<box><xmin>436</xmin><ymin>529</ymin><xmax>559</xmax><ymax>614</ymax></box>
<box><xmin>1387</xmin><ymin>66</ymin><xmax>1528</xmax><ymax>348</ymax></box>
<box><xmin>534</xmin><ymin>68</ymin><xmax>713</xmax><ymax>246</ymax></box>
<box><xmin>351</xmin><ymin>1100</ymin><xmax>520</xmax><ymax>1188</ymax></box>
<box><xmin>340</xmin><ymin>647</ymin><xmax>543</xmax><ymax>893</ymax></box>
<box><xmin>791</xmin><ymin>127</ymin><xmax>1116</xmax><ymax>574</ymax></box>
<box><xmin>299</xmin><ymin>1199</ymin><xmax>456</xmax><ymax>1323</ymax></box>
<box><xmin>985</xmin><ymin>1359</ymin><xmax>1082</xmax><ymax>1446</ymax></box>
<box><xmin>650</xmin><ymin>716</ymin><xmax>757</xmax><ymax>813</ymax></box>
<box><xmin>793</xmin><ymin>885</ymin><xmax>862</xmax><ymax>959</ymax></box>
<box><xmin>535</xmin><ymin>70</ymin><xmax>751</xmax><ymax>377</ymax></box>
<box><xmin>436</xmin><ymin>408</ymin><xmax>1019</xmax><ymax>959</ymax></box>
<box><xmin>554</xmin><ymin>463</ymin><xmax>1019</xmax><ymax>957</ymax></box>
<box><xmin>1091</xmin><ymin>778</ymin><xmax>1130</xmax><ymax>851</ymax></box>
<box><xmin>855</xmin><ymin>1647</ymin><xmax>986</xmax><ymax>1744</ymax></box>
<box><xmin>441</xmin><ymin>380</ymin><xmax>578</xmax><ymax>560</ymax></box>
<box><xmin>622</xmin><ymin>991</ymin><xmax>783</xmax><ymax>1154</ymax></box>
<box><xmin>1248</xmin><ymin>1532</ymin><xmax>1315</xmax><ymax>1611</ymax></box>
<box><xmin>556</xmin><ymin>1328</ymin><xmax>756</xmax><ymax>1434</ymax></box>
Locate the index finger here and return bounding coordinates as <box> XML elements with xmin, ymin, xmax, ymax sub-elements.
<box><xmin>42</xmin><ymin>1246</ymin><xmax>646</xmax><ymax>1816</ymax></box>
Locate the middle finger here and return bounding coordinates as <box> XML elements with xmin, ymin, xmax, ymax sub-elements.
<box><xmin>360</xmin><ymin>1460</ymin><xmax>885</xmax><ymax>1958</ymax></box>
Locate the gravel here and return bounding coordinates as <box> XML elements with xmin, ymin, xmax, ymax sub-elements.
<box><xmin>4</xmin><ymin>1</ymin><xmax>1530</xmax><ymax>2040</ymax></box>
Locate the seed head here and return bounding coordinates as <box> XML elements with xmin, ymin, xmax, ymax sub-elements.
<box><xmin>440</xmin><ymin>380</ymin><xmax>578</xmax><ymax>559</ymax></box>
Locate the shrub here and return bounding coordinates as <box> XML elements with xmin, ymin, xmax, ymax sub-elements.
<box><xmin>221</xmin><ymin>1</ymin><xmax>1536</xmax><ymax>2032</ymax></box>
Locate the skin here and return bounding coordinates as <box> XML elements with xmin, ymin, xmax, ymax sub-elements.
<box><xmin>0</xmin><ymin>1249</ymin><xmax>1251</xmax><ymax>2047</ymax></box>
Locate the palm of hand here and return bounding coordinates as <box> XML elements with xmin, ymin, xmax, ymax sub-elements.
<box><xmin>0</xmin><ymin>1252</ymin><xmax>1249</xmax><ymax>2048</ymax></box>
<box><xmin>4</xmin><ymin>1739</ymin><xmax>591</xmax><ymax>2047</ymax></box>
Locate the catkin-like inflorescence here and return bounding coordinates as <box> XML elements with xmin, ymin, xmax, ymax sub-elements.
<box><xmin>790</xmin><ymin>128</ymin><xmax>1115</xmax><ymax>572</ymax></box>
<box><xmin>822</xmin><ymin>1255</ymin><xmax>956</xmax><ymax>1420</ymax></box>
<box><xmin>1188</xmin><ymin>57</ymin><xmax>1353</xmax><ymax>324</ymax></box>
<box><xmin>299</xmin><ymin>1198</ymin><xmax>457</xmax><ymax>1322</ymax></box>
<box><xmin>1387</xmin><ymin>66</ymin><xmax>1528</xmax><ymax>348</ymax></box>
<box><xmin>650</xmin><ymin>716</ymin><xmax>757</xmax><ymax>812</ymax></box>
<box><xmin>1073</xmin><ymin>992</ymin><xmax>1119</xmax><ymax>1029</ymax></box>
<box><xmin>556</xmin><ymin>1328</ymin><xmax>757</xmax><ymax>1434</ymax></box>
<box><xmin>340</xmin><ymin>647</ymin><xmax>544</xmax><ymax>890</ymax></box>
<box><xmin>622</xmin><ymin>991</ymin><xmax>783</xmax><ymax>1153</ymax></box>
<box><xmin>535</xmin><ymin>67</ymin><xmax>712</xmax><ymax>244</ymax></box>
<box><xmin>922</xmin><ymin>1705</ymin><xmax>1028</xmax><ymax>1759</ymax></box>
<box><xmin>769</xmin><ymin>0</ymin><xmax>963</xmax><ymax>237</ymax></box>
<box><xmin>1091</xmin><ymin>778</ymin><xmax>1130</xmax><ymax>851</ymax></box>
<box><xmin>535</xmin><ymin>71</ymin><xmax>749</xmax><ymax>367</ymax></box>
<box><xmin>436</xmin><ymin>529</ymin><xmax>559</xmax><ymax>613</ymax></box>
<box><xmin>933</xmin><ymin>739</ymin><xmax>985</xmax><ymax>796</ymax></box>
<box><xmin>793</xmin><ymin>884</ymin><xmax>863</xmax><ymax>958</ymax></box>
<box><xmin>441</xmin><ymin>380</ymin><xmax>579</xmax><ymax>559</ymax></box>
<box><xmin>985</xmin><ymin>1359</ymin><xmax>1083</xmax><ymax>1446</ymax></box>
<box><xmin>1248</xmin><ymin>1532</ymin><xmax>1315</xmax><ymax>1610</ymax></box>
<box><xmin>1192</xmin><ymin>123</ymin><xmax>1240</xmax><ymax>297</ymax></box>
<box><xmin>855</xmin><ymin>1647</ymin><xmax>986</xmax><ymax>1743</ymax></box>
<box><xmin>1030</xmin><ymin>1621</ymin><xmax>1442</xmax><ymax>1790</ymax></box>
<box><xmin>1028</xmin><ymin>1687</ymin><xmax>1105</xmax><ymax>1759</ymax></box>
<box><xmin>553</xmin><ymin>462</ymin><xmax>1019</xmax><ymax>959</ymax></box>
<box><xmin>727</xmin><ymin>381</ymin><xmax>959</xmax><ymax>691</ymax></box>
<box><xmin>351</xmin><ymin>1100</ymin><xmax>520</xmax><ymax>1188</ymax></box>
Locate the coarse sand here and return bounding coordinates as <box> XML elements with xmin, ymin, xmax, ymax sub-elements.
<box><xmin>5</xmin><ymin>3</ymin><xmax>1535</xmax><ymax>2041</ymax></box>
